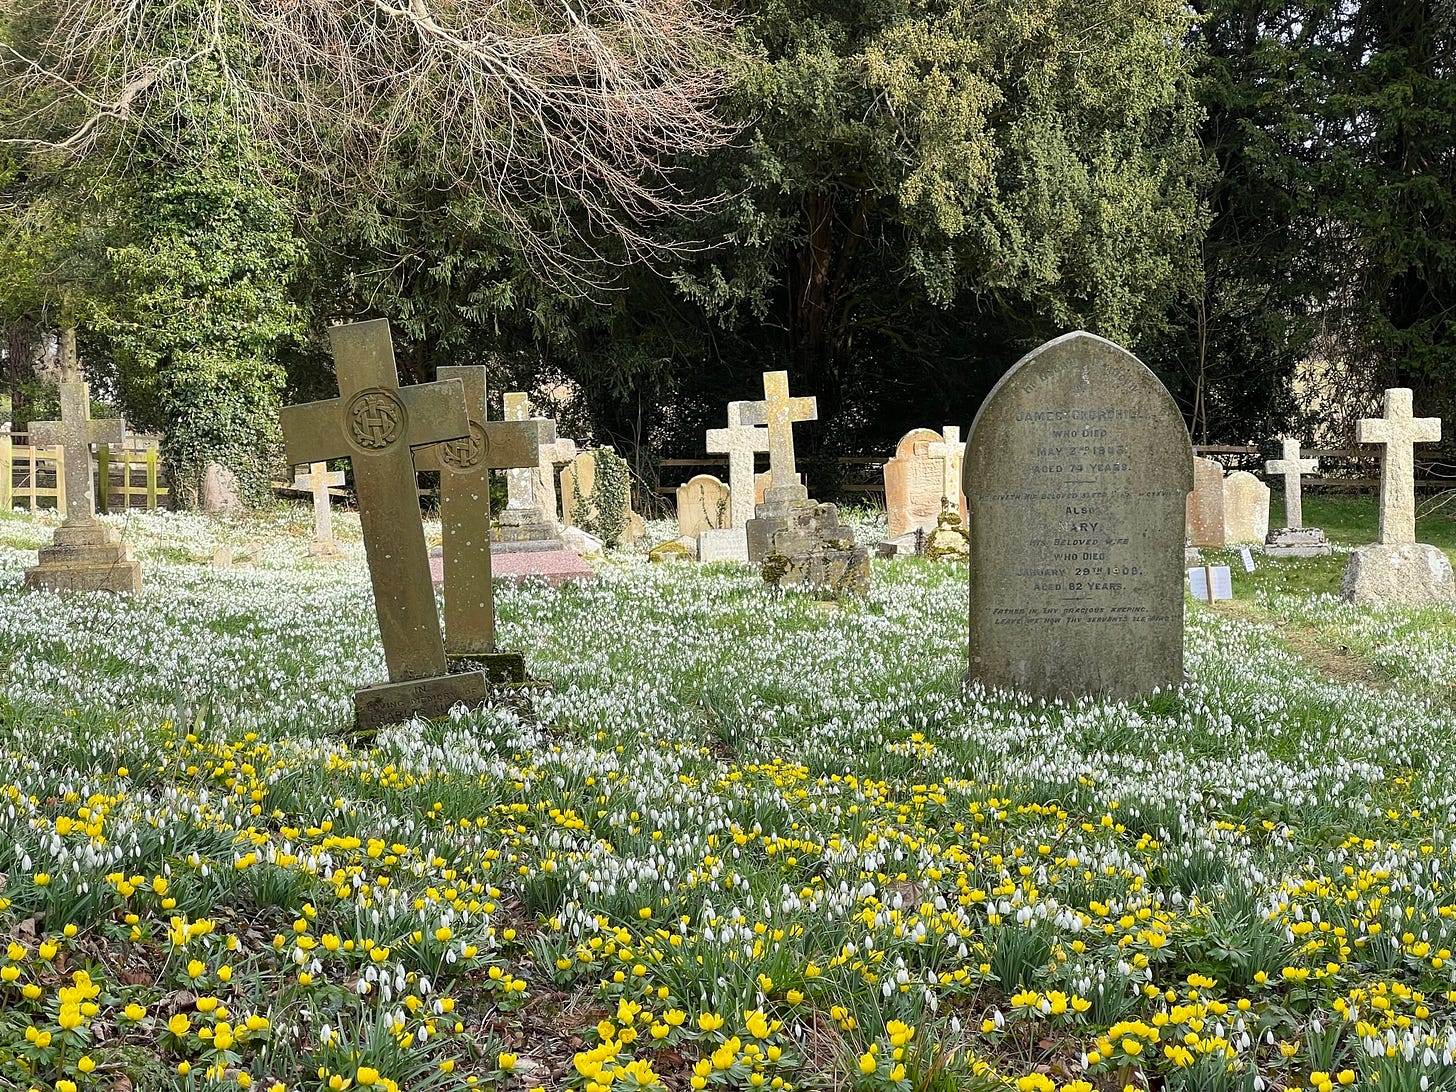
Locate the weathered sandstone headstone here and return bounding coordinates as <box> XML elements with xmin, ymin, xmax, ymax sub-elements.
<box><xmin>1185</xmin><ymin>456</ymin><xmax>1226</xmax><ymax>548</ymax></box>
<box><xmin>676</xmin><ymin>474</ymin><xmax>731</xmax><ymax>538</ymax></box>
<box><xmin>1341</xmin><ymin>388</ymin><xmax>1452</xmax><ymax>605</ymax></box>
<box><xmin>280</xmin><ymin>318</ymin><xmax>490</xmax><ymax>734</ymax></box>
<box><xmin>883</xmin><ymin>428</ymin><xmax>945</xmax><ymax>539</ymax></box>
<box><xmin>1221</xmin><ymin>471</ymin><xmax>1269</xmax><ymax>544</ymax></box>
<box><xmin>24</xmin><ymin>327</ymin><xmax>141</xmax><ymax>594</ymax></box>
<box><xmin>201</xmin><ymin>461</ymin><xmax>245</xmax><ymax>515</ymax></box>
<box><xmin>561</xmin><ymin>449</ymin><xmax>645</xmax><ymax>545</ymax></box>
<box><xmin>965</xmin><ymin>331</ymin><xmax>1192</xmax><ymax>700</ymax></box>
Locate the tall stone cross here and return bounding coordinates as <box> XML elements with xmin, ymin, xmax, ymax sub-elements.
<box><xmin>416</xmin><ymin>367</ymin><xmax>554</xmax><ymax>658</ymax></box>
<box><xmin>502</xmin><ymin>392</ymin><xmax>575</xmax><ymax>529</ymax></box>
<box><xmin>1265</xmin><ymin>437</ymin><xmax>1317</xmax><ymax>531</ymax></box>
<box><xmin>927</xmin><ymin>426</ymin><xmax>964</xmax><ymax>511</ymax></box>
<box><xmin>705</xmin><ymin>400</ymin><xmax>770</xmax><ymax>527</ymax></box>
<box><xmin>280</xmin><ymin>319</ymin><xmax>470</xmax><ymax>684</ymax></box>
<box><xmin>737</xmin><ymin>371</ymin><xmax>817</xmax><ymax>506</ymax></box>
<box><xmin>30</xmin><ymin>328</ymin><xmax>124</xmax><ymax>527</ymax></box>
<box><xmin>1358</xmin><ymin>388</ymin><xmax>1440</xmax><ymax>545</ymax></box>
<box><xmin>292</xmin><ymin>462</ymin><xmax>346</xmax><ymax>555</ymax></box>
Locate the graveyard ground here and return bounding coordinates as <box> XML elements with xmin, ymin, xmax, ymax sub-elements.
<box><xmin>0</xmin><ymin>501</ymin><xmax>1455</xmax><ymax>1092</ymax></box>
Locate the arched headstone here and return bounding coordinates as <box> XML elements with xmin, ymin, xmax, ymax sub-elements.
<box><xmin>964</xmin><ymin>332</ymin><xmax>1192</xmax><ymax>700</ymax></box>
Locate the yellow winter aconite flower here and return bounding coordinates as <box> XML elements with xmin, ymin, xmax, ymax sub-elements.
<box><xmin>498</xmin><ymin>1053</ymin><xmax>517</xmax><ymax>1071</ymax></box>
<box><xmin>858</xmin><ymin>1052</ymin><xmax>878</xmax><ymax>1075</ymax></box>
<box><xmin>169</xmin><ymin>1013</ymin><xmax>192</xmax><ymax>1036</ymax></box>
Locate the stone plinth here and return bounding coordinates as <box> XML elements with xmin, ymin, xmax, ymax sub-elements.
<box><xmin>760</xmin><ymin>502</ymin><xmax>869</xmax><ymax>597</ymax></box>
<box><xmin>25</xmin><ymin>522</ymin><xmax>141</xmax><ymax>593</ymax></box>
<box><xmin>1341</xmin><ymin>543</ymin><xmax>1456</xmax><ymax>608</ymax></box>
<box><xmin>354</xmin><ymin>670</ymin><xmax>491</xmax><ymax>735</ymax></box>
<box><xmin>924</xmin><ymin>506</ymin><xmax>970</xmax><ymax>561</ymax></box>
<box><xmin>1265</xmin><ymin>527</ymin><xmax>1332</xmax><ymax>558</ymax></box>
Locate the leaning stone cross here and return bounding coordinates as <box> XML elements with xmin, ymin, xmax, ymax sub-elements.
<box><xmin>280</xmin><ymin>320</ymin><xmax>485</xmax><ymax>733</ymax></box>
<box><xmin>30</xmin><ymin>328</ymin><xmax>124</xmax><ymax>526</ymax></box>
<box><xmin>705</xmin><ymin>400</ymin><xmax>770</xmax><ymax>527</ymax></box>
<box><xmin>1358</xmin><ymin>388</ymin><xmax>1440</xmax><ymax>545</ymax></box>
<box><xmin>416</xmin><ymin>367</ymin><xmax>554</xmax><ymax>659</ymax></box>
<box><xmin>737</xmin><ymin>372</ymin><xmax>817</xmax><ymax>506</ymax></box>
<box><xmin>927</xmin><ymin>426</ymin><xmax>964</xmax><ymax>511</ymax></box>
<box><xmin>1265</xmin><ymin>438</ymin><xmax>1317</xmax><ymax>531</ymax></box>
<box><xmin>291</xmin><ymin>462</ymin><xmax>346</xmax><ymax>555</ymax></box>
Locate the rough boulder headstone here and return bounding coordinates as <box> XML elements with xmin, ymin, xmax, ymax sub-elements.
<box><xmin>965</xmin><ymin>331</ymin><xmax>1193</xmax><ymax>700</ymax></box>
<box><xmin>1341</xmin><ymin>388</ymin><xmax>1454</xmax><ymax>606</ymax></box>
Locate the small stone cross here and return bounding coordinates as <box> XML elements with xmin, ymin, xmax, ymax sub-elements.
<box><xmin>291</xmin><ymin>462</ymin><xmax>346</xmax><ymax>554</ymax></box>
<box><xmin>927</xmin><ymin>426</ymin><xmax>964</xmax><ymax>512</ymax></box>
<box><xmin>502</xmin><ymin>392</ymin><xmax>575</xmax><ymax>528</ymax></box>
<box><xmin>280</xmin><ymin>319</ymin><xmax>471</xmax><ymax>683</ymax></box>
<box><xmin>29</xmin><ymin>328</ymin><xmax>124</xmax><ymax>527</ymax></box>
<box><xmin>706</xmin><ymin>400</ymin><xmax>770</xmax><ymax>527</ymax></box>
<box><xmin>1264</xmin><ymin>437</ymin><xmax>1317</xmax><ymax>531</ymax></box>
<box><xmin>416</xmin><ymin>368</ymin><xmax>554</xmax><ymax>658</ymax></box>
<box><xmin>1357</xmin><ymin>388</ymin><xmax>1440</xmax><ymax>545</ymax></box>
<box><xmin>737</xmin><ymin>371</ymin><xmax>816</xmax><ymax>505</ymax></box>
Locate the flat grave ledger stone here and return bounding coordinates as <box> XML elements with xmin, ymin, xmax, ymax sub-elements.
<box><xmin>415</xmin><ymin>365</ymin><xmax>553</xmax><ymax>664</ymax></box>
<box><xmin>1265</xmin><ymin>437</ymin><xmax>1331</xmax><ymax>557</ymax></box>
<box><xmin>1222</xmin><ymin>470</ymin><xmax>1270</xmax><ymax>544</ymax></box>
<box><xmin>883</xmin><ymin>427</ymin><xmax>945</xmax><ymax>539</ymax></box>
<box><xmin>676</xmin><ymin>473</ymin><xmax>731</xmax><ymax>538</ymax></box>
<box><xmin>965</xmin><ymin>331</ymin><xmax>1193</xmax><ymax>700</ymax></box>
<box><xmin>1341</xmin><ymin>388</ymin><xmax>1454</xmax><ymax>606</ymax></box>
<box><xmin>25</xmin><ymin>326</ymin><xmax>141</xmax><ymax>594</ymax></box>
<box><xmin>705</xmin><ymin>401</ymin><xmax>770</xmax><ymax>528</ymax></box>
<box><xmin>280</xmin><ymin>318</ymin><xmax>490</xmax><ymax>733</ymax></box>
<box><xmin>1185</xmin><ymin>455</ymin><xmax>1226</xmax><ymax>548</ymax></box>
<box><xmin>291</xmin><ymin>461</ymin><xmax>347</xmax><ymax>557</ymax></box>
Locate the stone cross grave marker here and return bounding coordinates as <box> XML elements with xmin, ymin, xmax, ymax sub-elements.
<box><xmin>928</xmin><ymin>426</ymin><xmax>965</xmax><ymax>512</ymax></box>
<box><xmin>1358</xmin><ymin>388</ymin><xmax>1440</xmax><ymax>546</ymax></box>
<box><xmin>738</xmin><ymin>372</ymin><xmax>816</xmax><ymax>506</ymax></box>
<box><xmin>964</xmin><ymin>331</ymin><xmax>1192</xmax><ymax>700</ymax></box>
<box><xmin>280</xmin><ymin>318</ymin><xmax>487</xmax><ymax>732</ymax></box>
<box><xmin>24</xmin><ymin>327</ymin><xmax>141</xmax><ymax>593</ymax></box>
<box><xmin>291</xmin><ymin>462</ymin><xmax>346</xmax><ymax>556</ymax></box>
<box><xmin>31</xmin><ymin>328</ymin><xmax>124</xmax><ymax>529</ymax></box>
<box><xmin>706</xmin><ymin>400</ymin><xmax>770</xmax><ymax>528</ymax></box>
<box><xmin>1265</xmin><ymin>438</ymin><xmax>1317</xmax><ymax>531</ymax></box>
<box><xmin>415</xmin><ymin>366</ymin><xmax>553</xmax><ymax>661</ymax></box>
<box><xmin>500</xmin><ymin>392</ymin><xmax>576</xmax><ymax>538</ymax></box>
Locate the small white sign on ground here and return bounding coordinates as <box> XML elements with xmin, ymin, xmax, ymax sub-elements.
<box><xmin>1187</xmin><ymin>565</ymin><xmax>1233</xmax><ymax>602</ymax></box>
<box><xmin>1240</xmin><ymin>547</ymin><xmax>1255</xmax><ymax>573</ymax></box>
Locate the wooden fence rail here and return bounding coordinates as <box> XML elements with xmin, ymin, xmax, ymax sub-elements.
<box><xmin>0</xmin><ymin>434</ymin><xmax>169</xmax><ymax>512</ymax></box>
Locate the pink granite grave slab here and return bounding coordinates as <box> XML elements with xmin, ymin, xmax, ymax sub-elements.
<box><xmin>431</xmin><ymin>550</ymin><xmax>592</xmax><ymax>588</ymax></box>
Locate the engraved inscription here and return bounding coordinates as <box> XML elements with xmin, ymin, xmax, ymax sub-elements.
<box><xmin>347</xmin><ymin>389</ymin><xmax>407</xmax><ymax>452</ymax></box>
<box><xmin>440</xmin><ymin>421</ymin><xmax>487</xmax><ymax>472</ymax></box>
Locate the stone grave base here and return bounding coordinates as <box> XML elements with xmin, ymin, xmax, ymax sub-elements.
<box><xmin>699</xmin><ymin>528</ymin><xmax>749</xmax><ymax>563</ymax></box>
<box><xmin>446</xmin><ymin>650</ymin><xmax>528</xmax><ymax>685</ymax></box>
<box><xmin>1341</xmin><ymin>542</ymin><xmax>1456</xmax><ymax>607</ymax></box>
<box><xmin>649</xmin><ymin>539</ymin><xmax>696</xmax><ymax>562</ymax></box>
<box><xmin>760</xmin><ymin>503</ymin><xmax>870</xmax><ymax>597</ymax></box>
<box><xmin>429</xmin><ymin>550</ymin><xmax>591</xmax><ymax>588</ymax></box>
<box><xmin>876</xmin><ymin>531</ymin><xmax>922</xmax><ymax>558</ymax></box>
<box><xmin>25</xmin><ymin>522</ymin><xmax>141</xmax><ymax>593</ymax></box>
<box><xmin>924</xmin><ymin>509</ymin><xmax>970</xmax><ymax>561</ymax></box>
<box><xmin>308</xmin><ymin>541</ymin><xmax>344</xmax><ymax>559</ymax></box>
<box><xmin>491</xmin><ymin>539</ymin><xmax>564</xmax><ymax>555</ymax></box>
<box><xmin>354</xmin><ymin>670</ymin><xmax>491</xmax><ymax>734</ymax></box>
<box><xmin>493</xmin><ymin>518</ymin><xmax>562</xmax><ymax>544</ymax></box>
<box><xmin>1265</xmin><ymin>527</ymin><xmax>1332</xmax><ymax>558</ymax></box>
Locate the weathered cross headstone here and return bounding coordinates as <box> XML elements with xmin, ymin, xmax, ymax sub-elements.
<box><xmin>924</xmin><ymin>425</ymin><xmax>971</xmax><ymax>561</ymax></box>
<box><xmin>497</xmin><ymin>392</ymin><xmax>576</xmax><ymax>543</ymax></box>
<box><xmin>676</xmin><ymin>473</ymin><xmax>731</xmax><ymax>538</ymax></box>
<box><xmin>1221</xmin><ymin>471</ymin><xmax>1269</xmax><ymax>544</ymax></box>
<box><xmin>280</xmin><ymin>318</ymin><xmax>491</xmax><ymax>732</ymax></box>
<box><xmin>24</xmin><ymin>327</ymin><xmax>141</xmax><ymax>593</ymax></box>
<box><xmin>964</xmin><ymin>331</ymin><xmax>1192</xmax><ymax>700</ymax></box>
<box><xmin>416</xmin><ymin>366</ymin><xmax>553</xmax><ymax>670</ymax></box>
<box><xmin>1341</xmin><ymin>388</ymin><xmax>1454</xmax><ymax>605</ymax></box>
<box><xmin>291</xmin><ymin>462</ymin><xmax>346</xmax><ymax>557</ymax></box>
<box><xmin>1264</xmin><ymin>438</ymin><xmax>1331</xmax><ymax>557</ymax></box>
<box><xmin>737</xmin><ymin>371</ymin><xmax>868</xmax><ymax>593</ymax></box>
<box><xmin>705</xmin><ymin>401</ymin><xmax>770</xmax><ymax>528</ymax></box>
